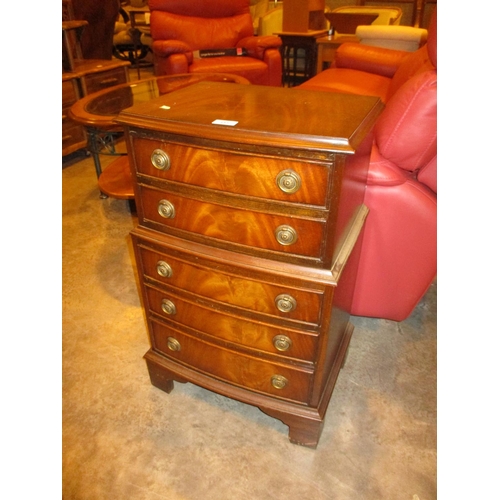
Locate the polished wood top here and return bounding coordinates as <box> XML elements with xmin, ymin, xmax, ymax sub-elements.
<box><xmin>116</xmin><ymin>82</ymin><xmax>383</xmax><ymax>153</ymax></box>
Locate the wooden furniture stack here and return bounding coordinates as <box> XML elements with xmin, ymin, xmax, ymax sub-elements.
<box><xmin>117</xmin><ymin>81</ymin><xmax>383</xmax><ymax>448</ymax></box>
<box><xmin>62</xmin><ymin>0</ymin><xmax>130</xmax><ymax>156</ymax></box>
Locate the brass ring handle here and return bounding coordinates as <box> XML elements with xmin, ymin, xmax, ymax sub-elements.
<box><xmin>275</xmin><ymin>294</ymin><xmax>297</xmax><ymax>313</ymax></box>
<box><xmin>151</xmin><ymin>149</ymin><xmax>171</xmax><ymax>171</ymax></box>
<box><xmin>161</xmin><ymin>298</ymin><xmax>177</xmax><ymax>315</ymax></box>
<box><xmin>271</xmin><ymin>375</ymin><xmax>288</xmax><ymax>390</ymax></box>
<box><xmin>276</xmin><ymin>169</ymin><xmax>302</xmax><ymax>194</ymax></box>
<box><xmin>273</xmin><ymin>335</ymin><xmax>293</xmax><ymax>352</ymax></box>
<box><xmin>156</xmin><ymin>260</ymin><xmax>173</xmax><ymax>278</ymax></box>
<box><xmin>275</xmin><ymin>225</ymin><xmax>297</xmax><ymax>246</ymax></box>
<box><xmin>158</xmin><ymin>199</ymin><xmax>175</xmax><ymax>219</ymax></box>
<box><xmin>167</xmin><ymin>336</ymin><xmax>181</xmax><ymax>352</ymax></box>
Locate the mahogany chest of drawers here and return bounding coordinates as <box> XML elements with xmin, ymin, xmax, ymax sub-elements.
<box><xmin>117</xmin><ymin>82</ymin><xmax>383</xmax><ymax>448</ymax></box>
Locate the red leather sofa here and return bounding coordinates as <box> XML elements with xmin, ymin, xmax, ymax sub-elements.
<box><xmin>300</xmin><ymin>11</ymin><xmax>437</xmax><ymax>321</ymax></box>
<box><xmin>148</xmin><ymin>0</ymin><xmax>283</xmax><ymax>86</ymax></box>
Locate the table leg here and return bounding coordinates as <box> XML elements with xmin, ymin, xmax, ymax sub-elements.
<box><xmin>86</xmin><ymin>128</ymin><xmax>125</xmax><ymax>199</ymax></box>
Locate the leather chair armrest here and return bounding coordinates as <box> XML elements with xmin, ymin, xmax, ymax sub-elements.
<box><xmin>152</xmin><ymin>40</ymin><xmax>193</xmax><ymax>63</ymax></box>
<box><xmin>334</xmin><ymin>43</ymin><xmax>409</xmax><ymax>78</ymax></box>
<box><xmin>237</xmin><ymin>35</ymin><xmax>282</xmax><ymax>59</ymax></box>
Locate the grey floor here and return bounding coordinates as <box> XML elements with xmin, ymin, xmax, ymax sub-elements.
<box><xmin>62</xmin><ymin>144</ymin><xmax>436</xmax><ymax>499</ymax></box>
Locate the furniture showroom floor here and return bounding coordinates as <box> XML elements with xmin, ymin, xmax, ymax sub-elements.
<box><xmin>62</xmin><ymin>96</ymin><xmax>437</xmax><ymax>500</ymax></box>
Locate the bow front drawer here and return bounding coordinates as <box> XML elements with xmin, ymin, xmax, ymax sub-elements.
<box><xmin>137</xmin><ymin>185</ymin><xmax>327</xmax><ymax>259</ymax></box>
<box><xmin>150</xmin><ymin>318</ymin><xmax>314</xmax><ymax>404</ymax></box>
<box><xmin>130</xmin><ymin>137</ymin><xmax>330</xmax><ymax>206</ymax></box>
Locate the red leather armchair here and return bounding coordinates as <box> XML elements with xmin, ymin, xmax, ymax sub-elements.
<box><xmin>148</xmin><ymin>0</ymin><xmax>283</xmax><ymax>86</ymax></box>
<box><xmin>300</xmin><ymin>11</ymin><xmax>437</xmax><ymax>321</ymax></box>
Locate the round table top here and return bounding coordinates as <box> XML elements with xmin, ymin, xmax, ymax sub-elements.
<box><xmin>69</xmin><ymin>73</ymin><xmax>250</xmax><ymax>129</ymax></box>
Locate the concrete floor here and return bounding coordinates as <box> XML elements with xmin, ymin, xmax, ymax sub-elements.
<box><xmin>62</xmin><ymin>143</ymin><xmax>436</xmax><ymax>499</ymax></box>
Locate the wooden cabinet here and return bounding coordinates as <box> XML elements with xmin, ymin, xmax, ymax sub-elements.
<box><xmin>62</xmin><ymin>17</ymin><xmax>130</xmax><ymax>156</ymax></box>
<box><xmin>117</xmin><ymin>81</ymin><xmax>383</xmax><ymax>448</ymax></box>
<box><xmin>62</xmin><ymin>60</ymin><xmax>130</xmax><ymax>156</ymax></box>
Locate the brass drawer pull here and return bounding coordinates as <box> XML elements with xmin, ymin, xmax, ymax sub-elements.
<box><xmin>156</xmin><ymin>260</ymin><xmax>173</xmax><ymax>278</ymax></box>
<box><xmin>273</xmin><ymin>335</ymin><xmax>293</xmax><ymax>352</ymax></box>
<box><xmin>271</xmin><ymin>375</ymin><xmax>288</xmax><ymax>390</ymax></box>
<box><xmin>151</xmin><ymin>149</ymin><xmax>171</xmax><ymax>171</ymax></box>
<box><xmin>167</xmin><ymin>337</ymin><xmax>181</xmax><ymax>352</ymax></box>
<box><xmin>275</xmin><ymin>225</ymin><xmax>297</xmax><ymax>246</ymax></box>
<box><xmin>275</xmin><ymin>294</ymin><xmax>297</xmax><ymax>313</ymax></box>
<box><xmin>161</xmin><ymin>298</ymin><xmax>177</xmax><ymax>315</ymax></box>
<box><xmin>158</xmin><ymin>199</ymin><xmax>175</xmax><ymax>219</ymax></box>
<box><xmin>276</xmin><ymin>169</ymin><xmax>301</xmax><ymax>194</ymax></box>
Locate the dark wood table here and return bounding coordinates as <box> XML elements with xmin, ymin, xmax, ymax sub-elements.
<box><xmin>275</xmin><ymin>30</ymin><xmax>328</xmax><ymax>87</ymax></box>
<box><xmin>69</xmin><ymin>73</ymin><xmax>250</xmax><ymax>199</ymax></box>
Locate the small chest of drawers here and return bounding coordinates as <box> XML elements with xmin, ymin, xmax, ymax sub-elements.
<box><xmin>117</xmin><ymin>81</ymin><xmax>383</xmax><ymax>448</ymax></box>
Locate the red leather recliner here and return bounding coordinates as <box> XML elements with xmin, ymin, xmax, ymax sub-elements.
<box><xmin>148</xmin><ymin>0</ymin><xmax>283</xmax><ymax>86</ymax></box>
<box><xmin>300</xmin><ymin>11</ymin><xmax>437</xmax><ymax>321</ymax></box>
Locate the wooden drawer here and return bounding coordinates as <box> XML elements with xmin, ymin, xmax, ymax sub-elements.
<box><xmin>131</xmin><ymin>137</ymin><xmax>330</xmax><ymax>207</ymax></box>
<box><xmin>136</xmin><ymin>242</ymin><xmax>324</xmax><ymax>325</ymax></box>
<box><xmin>137</xmin><ymin>184</ymin><xmax>326</xmax><ymax>259</ymax></box>
<box><xmin>145</xmin><ymin>283</ymin><xmax>318</xmax><ymax>362</ymax></box>
<box><xmin>81</xmin><ymin>66</ymin><xmax>128</xmax><ymax>95</ymax></box>
<box><xmin>62</xmin><ymin>78</ymin><xmax>80</xmax><ymax>107</ymax></box>
<box><xmin>62</xmin><ymin>117</ymin><xmax>86</xmax><ymax>151</ymax></box>
<box><xmin>62</xmin><ymin>78</ymin><xmax>86</xmax><ymax>155</ymax></box>
<box><xmin>150</xmin><ymin>318</ymin><xmax>314</xmax><ymax>403</ymax></box>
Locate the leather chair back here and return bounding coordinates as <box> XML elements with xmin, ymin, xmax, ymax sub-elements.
<box><xmin>387</xmin><ymin>8</ymin><xmax>436</xmax><ymax>100</ymax></box>
<box><xmin>149</xmin><ymin>0</ymin><xmax>251</xmax><ymax>17</ymax></box>
<box><xmin>149</xmin><ymin>0</ymin><xmax>254</xmax><ymax>50</ymax></box>
<box><xmin>375</xmin><ymin>70</ymin><xmax>437</xmax><ymax>179</ymax></box>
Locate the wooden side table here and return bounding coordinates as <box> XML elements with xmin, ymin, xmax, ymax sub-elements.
<box><xmin>316</xmin><ymin>34</ymin><xmax>359</xmax><ymax>73</ymax></box>
<box><xmin>275</xmin><ymin>30</ymin><xmax>328</xmax><ymax>86</ymax></box>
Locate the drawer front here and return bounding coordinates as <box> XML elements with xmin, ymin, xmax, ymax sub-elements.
<box><xmin>151</xmin><ymin>319</ymin><xmax>313</xmax><ymax>403</ymax></box>
<box><xmin>62</xmin><ymin>79</ymin><xmax>80</xmax><ymax>107</ymax></box>
<box><xmin>137</xmin><ymin>243</ymin><xmax>323</xmax><ymax>325</ymax></box>
<box><xmin>132</xmin><ymin>137</ymin><xmax>330</xmax><ymax>206</ymax></box>
<box><xmin>83</xmin><ymin>67</ymin><xmax>128</xmax><ymax>95</ymax></box>
<box><xmin>138</xmin><ymin>185</ymin><xmax>326</xmax><ymax>258</ymax></box>
<box><xmin>62</xmin><ymin>118</ymin><xmax>86</xmax><ymax>149</ymax></box>
<box><xmin>145</xmin><ymin>285</ymin><xmax>318</xmax><ymax>362</ymax></box>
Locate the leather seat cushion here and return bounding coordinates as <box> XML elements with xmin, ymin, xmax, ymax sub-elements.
<box><xmin>299</xmin><ymin>68</ymin><xmax>391</xmax><ymax>102</ymax></box>
<box><xmin>189</xmin><ymin>56</ymin><xmax>270</xmax><ymax>85</ymax></box>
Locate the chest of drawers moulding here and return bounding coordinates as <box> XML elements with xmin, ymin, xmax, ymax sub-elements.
<box><xmin>117</xmin><ymin>81</ymin><xmax>383</xmax><ymax>448</ymax></box>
